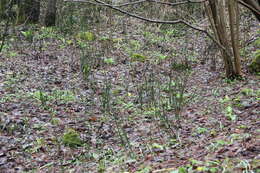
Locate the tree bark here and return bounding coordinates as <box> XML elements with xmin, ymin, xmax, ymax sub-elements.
<box><xmin>228</xmin><ymin>0</ymin><xmax>242</xmax><ymax>76</ymax></box>
<box><xmin>208</xmin><ymin>0</ymin><xmax>236</xmax><ymax>78</ymax></box>
<box><xmin>0</xmin><ymin>0</ymin><xmax>8</xmax><ymax>19</ymax></box>
<box><xmin>44</xmin><ymin>0</ymin><xmax>57</xmax><ymax>27</ymax></box>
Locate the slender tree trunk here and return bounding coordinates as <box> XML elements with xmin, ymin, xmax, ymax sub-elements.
<box><xmin>206</xmin><ymin>0</ymin><xmax>245</xmax><ymax>78</ymax></box>
<box><xmin>0</xmin><ymin>0</ymin><xmax>8</xmax><ymax>19</ymax></box>
<box><xmin>228</xmin><ymin>0</ymin><xmax>242</xmax><ymax>76</ymax></box>
<box><xmin>31</xmin><ymin>0</ymin><xmax>40</xmax><ymax>23</ymax></box>
<box><xmin>16</xmin><ymin>0</ymin><xmax>40</xmax><ymax>24</ymax></box>
<box><xmin>44</xmin><ymin>0</ymin><xmax>57</xmax><ymax>27</ymax></box>
<box><xmin>208</xmin><ymin>0</ymin><xmax>236</xmax><ymax>78</ymax></box>
<box><xmin>204</xmin><ymin>4</ymin><xmax>218</xmax><ymax>71</ymax></box>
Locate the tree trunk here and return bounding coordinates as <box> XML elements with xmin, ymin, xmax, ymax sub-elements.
<box><xmin>208</xmin><ymin>0</ymin><xmax>236</xmax><ymax>78</ymax></box>
<box><xmin>31</xmin><ymin>0</ymin><xmax>40</xmax><ymax>23</ymax></box>
<box><xmin>0</xmin><ymin>0</ymin><xmax>8</xmax><ymax>19</ymax></box>
<box><xmin>44</xmin><ymin>0</ymin><xmax>57</xmax><ymax>27</ymax></box>
<box><xmin>16</xmin><ymin>0</ymin><xmax>40</xmax><ymax>24</ymax></box>
<box><xmin>228</xmin><ymin>0</ymin><xmax>242</xmax><ymax>76</ymax></box>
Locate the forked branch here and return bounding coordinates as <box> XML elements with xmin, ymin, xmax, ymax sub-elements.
<box><xmin>66</xmin><ymin>0</ymin><xmax>206</xmax><ymax>7</ymax></box>
<box><xmin>65</xmin><ymin>0</ymin><xmax>232</xmax><ymax>57</ymax></box>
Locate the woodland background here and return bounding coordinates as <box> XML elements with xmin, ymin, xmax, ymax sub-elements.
<box><xmin>0</xmin><ymin>0</ymin><xmax>259</xmax><ymax>172</ymax></box>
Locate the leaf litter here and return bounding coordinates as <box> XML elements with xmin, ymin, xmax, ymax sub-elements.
<box><xmin>0</xmin><ymin>22</ymin><xmax>259</xmax><ymax>172</ymax></box>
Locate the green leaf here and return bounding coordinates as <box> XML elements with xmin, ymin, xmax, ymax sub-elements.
<box><xmin>152</xmin><ymin>143</ymin><xmax>164</xmax><ymax>150</ymax></box>
<box><xmin>178</xmin><ymin>167</ymin><xmax>188</xmax><ymax>173</ymax></box>
<box><xmin>104</xmin><ymin>57</ymin><xmax>116</xmax><ymax>65</ymax></box>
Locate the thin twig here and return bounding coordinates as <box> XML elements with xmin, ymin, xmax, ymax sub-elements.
<box><xmin>64</xmin><ymin>0</ymin><xmax>146</xmax><ymax>6</ymax></box>
<box><xmin>148</xmin><ymin>0</ymin><xmax>206</xmax><ymax>7</ymax></box>
<box><xmin>65</xmin><ymin>0</ymin><xmax>206</xmax><ymax>7</ymax></box>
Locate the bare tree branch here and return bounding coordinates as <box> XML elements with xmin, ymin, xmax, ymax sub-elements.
<box><xmin>65</xmin><ymin>0</ymin><xmax>147</xmax><ymax>7</ymax></box>
<box><xmin>238</xmin><ymin>0</ymin><xmax>260</xmax><ymax>16</ymax></box>
<box><xmin>66</xmin><ymin>0</ymin><xmax>206</xmax><ymax>30</ymax></box>
<box><xmin>114</xmin><ymin>0</ymin><xmax>146</xmax><ymax>7</ymax></box>
<box><xmin>65</xmin><ymin>0</ymin><xmax>231</xmax><ymax>57</ymax></box>
<box><xmin>65</xmin><ymin>0</ymin><xmax>206</xmax><ymax>7</ymax></box>
<box><xmin>148</xmin><ymin>0</ymin><xmax>206</xmax><ymax>7</ymax></box>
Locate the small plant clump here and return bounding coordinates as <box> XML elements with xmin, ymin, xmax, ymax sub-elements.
<box><xmin>248</xmin><ymin>52</ymin><xmax>260</xmax><ymax>73</ymax></box>
<box><xmin>130</xmin><ymin>53</ymin><xmax>147</xmax><ymax>62</ymax></box>
<box><xmin>76</xmin><ymin>31</ymin><xmax>96</xmax><ymax>41</ymax></box>
<box><xmin>61</xmin><ymin>129</ymin><xmax>83</xmax><ymax>148</ymax></box>
<box><xmin>104</xmin><ymin>57</ymin><xmax>116</xmax><ymax>65</ymax></box>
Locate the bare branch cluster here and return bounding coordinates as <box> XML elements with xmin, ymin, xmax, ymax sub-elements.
<box><xmin>64</xmin><ymin>0</ymin><xmax>259</xmax><ymax>72</ymax></box>
<box><xmin>65</xmin><ymin>0</ymin><xmax>229</xmax><ymax>55</ymax></box>
<box><xmin>65</xmin><ymin>0</ymin><xmax>206</xmax><ymax>7</ymax></box>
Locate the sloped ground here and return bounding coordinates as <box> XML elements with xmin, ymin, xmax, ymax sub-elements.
<box><xmin>0</xmin><ymin>23</ymin><xmax>259</xmax><ymax>173</ymax></box>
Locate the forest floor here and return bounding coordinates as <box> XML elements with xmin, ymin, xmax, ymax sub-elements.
<box><xmin>0</xmin><ymin>20</ymin><xmax>259</xmax><ymax>173</ymax></box>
